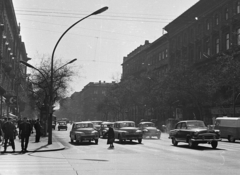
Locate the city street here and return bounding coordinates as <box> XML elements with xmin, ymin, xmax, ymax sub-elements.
<box><xmin>0</xmin><ymin>124</ymin><xmax>240</xmax><ymax>175</ymax></box>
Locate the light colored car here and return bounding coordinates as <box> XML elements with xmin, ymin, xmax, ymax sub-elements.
<box><xmin>100</xmin><ymin>122</ymin><xmax>114</xmax><ymax>138</ymax></box>
<box><xmin>70</xmin><ymin>121</ymin><xmax>99</xmax><ymax>144</ymax></box>
<box><xmin>114</xmin><ymin>121</ymin><xmax>143</xmax><ymax>144</ymax></box>
<box><xmin>138</xmin><ymin>122</ymin><xmax>161</xmax><ymax>139</ymax></box>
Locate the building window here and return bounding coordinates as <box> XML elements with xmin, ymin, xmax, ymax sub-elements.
<box><xmin>215</xmin><ymin>14</ymin><xmax>219</xmax><ymax>26</ymax></box>
<box><xmin>206</xmin><ymin>20</ymin><xmax>210</xmax><ymax>30</ymax></box>
<box><xmin>165</xmin><ymin>49</ymin><xmax>168</xmax><ymax>58</ymax></box>
<box><xmin>162</xmin><ymin>51</ymin><xmax>165</xmax><ymax>59</ymax></box>
<box><xmin>237</xmin><ymin>2</ymin><xmax>240</xmax><ymax>14</ymax></box>
<box><xmin>225</xmin><ymin>8</ymin><xmax>229</xmax><ymax>20</ymax></box>
<box><xmin>226</xmin><ymin>33</ymin><xmax>230</xmax><ymax>50</ymax></box>
<box><xmin>215</xmin><ymin>38</ymin><xmax>220</xmax><ymax>54</ymax></box>
<box><xmin>159</xmin><ymin>53</ymin><xmax>162</xmax><ymax>60</ymax></box>
<box><xmin>237</xmin><ymin>28</ymin><xmax>240</xmax><ymax>45</ymax></box>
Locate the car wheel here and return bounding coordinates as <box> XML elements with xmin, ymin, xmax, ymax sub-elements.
<box><xmin>172</xmin><ymin>138</ymin><xmax>178</xmax><ymax>146</ymax></box>
<box><xmin>130</xmin><ymin>139</ymin><xmax>132</xmax><ymax>142</ymax></box>
<box><xmin>95</xmin><ymin>139</ymin><xmax>98</xmax><ymax>144</ymax></box>
<box><xmin>228</xmin><ymin>136</ymin><xmax>235</xmax><ymax>142</ymax></box>
<box><xmin>211</xmin><ymin>141</ymin><xmax>218</xmax><ymax>149</ymax></box>
<box><xmin>138</xmin><ymin>139</ymin><xmax>142</xmax><ymax>144</ymax></box>
<box><xmin>71</xmin><ymin>138</ymin><xmax>74</xmax><ymax>143</ymax></box>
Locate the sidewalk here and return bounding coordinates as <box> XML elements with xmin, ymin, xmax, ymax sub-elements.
<box><xmin>1</xmin><ymin>131</ymin><xmax>65</xmax><ymax>153</ymax></box>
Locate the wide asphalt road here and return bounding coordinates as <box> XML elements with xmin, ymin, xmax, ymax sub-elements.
<box><xmin>52</xmin><ymin>124</ymin><xmax>240</xmax><ymax>175</ymax></box>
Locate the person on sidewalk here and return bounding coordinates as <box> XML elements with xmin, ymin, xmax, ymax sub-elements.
<box><xmin>1</xmin><ymin>117</ymin><xmax>16</xmax><ymax>153</ymax></box>
<box><xmin>34</xmin><ymin>119</ymin><xmax>42</xmax><ymax>142</ymax></box>
<box><xmin>19</xmin><ymin>117</ymin><xmax>32</xmax><ymax>152</ymax></box>
<box><xmin>104</xmin><ymin>124</ymin><xmax>115</xmax><ymax>149</ymax></box>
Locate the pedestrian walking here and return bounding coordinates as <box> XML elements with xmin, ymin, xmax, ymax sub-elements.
<box><xmin>104</xmin><ymin>124</ymin><xmax>115</xmax><ymax>149</ymax></box>
<box><xmin>19</xmin><ymin>117</ymin><xmax>32</xmax><ymax>152</ymax></box>
<box><xmin>1</xmin><ymin>117</ymin><xmax>16</xmax><ymax>153</ymax></box>
<box><xmin>34</xmin><ymin>119</ymin><xmax>42</xmax><ymax>142</ymax></box>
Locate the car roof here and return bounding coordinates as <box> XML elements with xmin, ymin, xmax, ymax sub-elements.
<box><xmin>139</xmin><ymin>122</ymin><xmax>154</xmax><ymax>124</ymax></box>
<box><xmin>115</xmin><ymin>121</ymin><xmax>135</xmax><ymax>123</ymax></box>
<box><xmin>178</xmin><ymin>120</ymin><xmax>203</xmax><ymax>123</ymax></box>
<box><xmin>74</xmin><ymin>121</ymin><xmax>93</xmax><ymax>124</ymax></box>
<box><xmin>101</xmin><ymin>122</ymin><xmax>114</xmax><ymax>124</ymax></box>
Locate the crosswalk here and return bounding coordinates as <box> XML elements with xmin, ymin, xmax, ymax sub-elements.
<box><xmin>0</xmin><ymin>152</ymin><xmax>75</xmax><ymax>175</ymax></box>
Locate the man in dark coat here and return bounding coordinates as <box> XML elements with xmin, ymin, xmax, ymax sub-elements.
<box><xmin>104</xmin><ymin>124</ymin><xmax>115</xmax><ymax>148</ymax></box>
<box><xmin>19</xmin><ymin>117</ymin><xmax>32</xmax><ymax>152</ymax></box>
<box><xmin>34</xmin><ymin>119</ymin><xmax>42</xmax><ymax>142</ymax></box>
<box><xmin>2</xmin><ymin>118</ymin><xmax>16</xmax><ymax>153</ymax></box>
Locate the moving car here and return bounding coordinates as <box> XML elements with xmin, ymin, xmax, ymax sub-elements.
<box><xmin>114</xmin><ymin>121</ymin><xmax>143</xmax><ymax>144</ymax></box>
<box><xmin>58</xmin><ymin>121</ymin><xmax>67</xmax><ymax>131</ymax></box>
<box><xmin>138</xmin><ymin>122</ymin><xmax>161</xmax><ymax>139</ymax></box>
<box><xmin>214</xmin><ymin>117</ymin><xmax>240</xmax><ymax>142</ymax></box>
<box><xmin>169</xmin><ymin>120</ymin><xmax>221</xmax><ymax>149</ymax></box>
<box><xmin>70</xmin><ymin>121</ymin><xmax>99</xmax><ymax>144</ymax></box>
<box><xmin>100</xmin><ymin>122</ymin><xmax>114</xmax><ymax>138</ymax></box>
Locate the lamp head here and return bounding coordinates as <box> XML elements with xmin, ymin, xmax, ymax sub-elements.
<box><xmin>92</xmin><ymin>6</ymin><xmax>108</xmax><ymax>15</ymax></box>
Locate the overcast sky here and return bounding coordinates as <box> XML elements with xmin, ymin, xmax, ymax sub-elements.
<box><xmin>12</xmin><ymin>0</ymin><xmax>198</xmax><ymax>97</ymax></box>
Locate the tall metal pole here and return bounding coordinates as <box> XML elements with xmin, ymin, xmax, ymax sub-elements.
<box><xmin>48</xmin><ymin>6</ymin><xmax>108</xmax><ymax>144</ymax></box>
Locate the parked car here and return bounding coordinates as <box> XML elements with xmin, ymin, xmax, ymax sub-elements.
<box><xmin>169</xmin><ymin>120</ymin><xmax>221</xmax><ymax>149</ymax></box>
<box><xmin>70</xmin><ymin>121</ymin><xmax>99</xmax><ymax>144</ymax></box>
<box><xmin>114</xmin><ymin>121</ymin><xmax>143</xmax><ymax>144</ymax></box>
<box><xmin>214</xmin><ymin>117</ymin><xmax>240</xmax><ymax>142</ymax></box>
<box><xmin>58</xmin><ymin>121</ymin><xmax>67</xmax><ymax>131</ymax></box>
<box><xmin>138</xmin><ymin>122</ymin><xmax>161</xmax><ymax>139</ymax></box>
<box><xmin>100</xmin><ymin>122</ymin><xmax>114</xmax><ymax>138</ymax></box>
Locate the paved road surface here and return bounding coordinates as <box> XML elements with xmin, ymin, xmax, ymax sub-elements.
<box><xmin>1</xmin><ymin>124</ymin><xmax>240</xmax><ymax>175</ymax></box>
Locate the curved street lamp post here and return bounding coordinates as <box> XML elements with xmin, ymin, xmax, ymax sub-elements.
<box><xmin>49</xmin><ymin>6</ymin><xmax>108</xmax><ymax>144</ymax></box>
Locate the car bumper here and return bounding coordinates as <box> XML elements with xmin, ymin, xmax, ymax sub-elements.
<box><xmin>143</xmin><ymin>133</ymin><xmax>160</xmax><ymax>137</ymax></box>
<box><xmin>122</xmin><ymin>135</ymin><xmax>142</xmax><ymax>140</ymax></box>
<box><xmin>191</xmin><ymin>138</ymin><xmax>221</xmax><ymax>142</ymax></box>
<box><xmin>76</xmin><ymin>135</ymin><xmax>98</xmax><ymax>141</ymax></box>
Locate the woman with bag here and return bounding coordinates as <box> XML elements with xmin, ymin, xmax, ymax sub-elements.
<box><xmin>104</xmin><ymin>124</ymin><xmax>115</xmax><ymax>149</ymax></box>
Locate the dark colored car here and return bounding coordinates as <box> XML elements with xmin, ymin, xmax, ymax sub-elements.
<box><xmin>100</xmin><ymin>122</ymin><xmax>114</xmax><ymax>138</ymax></box>
<box><xmin>169</xmin><ymin>120</ymin><xmax>221</xmax><ymax>149</ymax></box>
<box><xmin>138</xmin><ymin>122</ymin><xmax>161</xmax><ymax>139</ymax></box>
<box><xmin>58</xmin><ymin>121</ymin><xmax>68</xmax><ymax>131</ymax></box>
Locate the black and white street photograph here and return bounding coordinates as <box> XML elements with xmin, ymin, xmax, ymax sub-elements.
<box><xmin>1</xmin><ymin>0</ymin><xmax>240</xmax><ymax>174</ymax></box>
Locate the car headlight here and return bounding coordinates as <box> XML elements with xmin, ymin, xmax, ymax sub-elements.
<box><xmin>143</xmin><ymin>129</ymin><xmax>148</xmax><ymax>132</ymax></box>
<box><xmin>215</xmin><ymin>130</ymin><xmax>221</xmax><ymax>135</ymax></box>
<box><xmin>156</xmin><ymin>129</ymin><xmax>160</xmax><ymax>132</ymax></box>
<box><xmin>136</xmin><ymin>130</ymin><xmax>142</xmax><ymax>133</ymax></box>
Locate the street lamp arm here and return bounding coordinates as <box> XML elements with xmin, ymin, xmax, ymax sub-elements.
<box><xmin>20</xmin><ymin>61</ymin><xmax>49</xmax><ymax>86</ymax></box>
<box><xmin>54</xmin><ymin>58</ymin><xmax>77</xmax><ymax>73</ymax></box>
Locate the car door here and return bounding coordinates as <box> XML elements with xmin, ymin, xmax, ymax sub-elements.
<box><xmin>171</xmin><ymin>123</ymin><xmax>181</xmax><ymax>140</ymax></box>
<box><xmin>178</xmin><ymin>122</ymin><xmax>187</xmax><ymax>141</ymax></box>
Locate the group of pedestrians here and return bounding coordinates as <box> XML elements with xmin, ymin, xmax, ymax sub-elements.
<box><xmin>0</xmin><ymin>117</ymin><xmax>42</xmax><ymax>153</ymax></box>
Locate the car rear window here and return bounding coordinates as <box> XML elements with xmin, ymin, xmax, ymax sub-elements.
<box><xmin>187</xmin><ymin>122</ymin><xmax>205</xmax><ymax>128</ymax></box>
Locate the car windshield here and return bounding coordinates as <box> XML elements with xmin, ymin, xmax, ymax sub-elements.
<box><xmin>75</xmin><ymin>123</ymin><xmax>93</xmax><ymax>128</ymax></box>
<box><xmin>120</xmin><ymin>122</ymin><xmax>135</xmax><ymax>127</ymax></box>
<box><xmin>143</xmin><ymin>123</ymin><xmax>155</xmax><ymax>127</ymax></box>
<box><xmin>187</xmin><ymin>121</ymin><xmax>206</xmax><ymax>128</ymax></box>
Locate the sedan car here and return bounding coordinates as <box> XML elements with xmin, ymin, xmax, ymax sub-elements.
<box><xmin>114</xmin><ymin>121</ymin><xmax>143</xmax><ymax>144</ymax></box>
<box><xmin>138</xmin><ymin>122</ymin><xmax>161</xmax><ymax>139</ymax></box>
<box><xmin>100</xmin><ymin>122</ymin><xmax>114</xmax><ymax>138</ymax></box>
<box><xmin>169</xmin><ymin>120</ymin><xmax>221</xmax><ymax>149</ymax></box>
<box><xmin>70</xmin><ymin>121</ymin><xmax>99</xmax><ymax>144</ymax></box>
<box><xmin>58</xmin><ymin>121</ymin><xmax>67</xmax><ymax>131</ymax></box>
